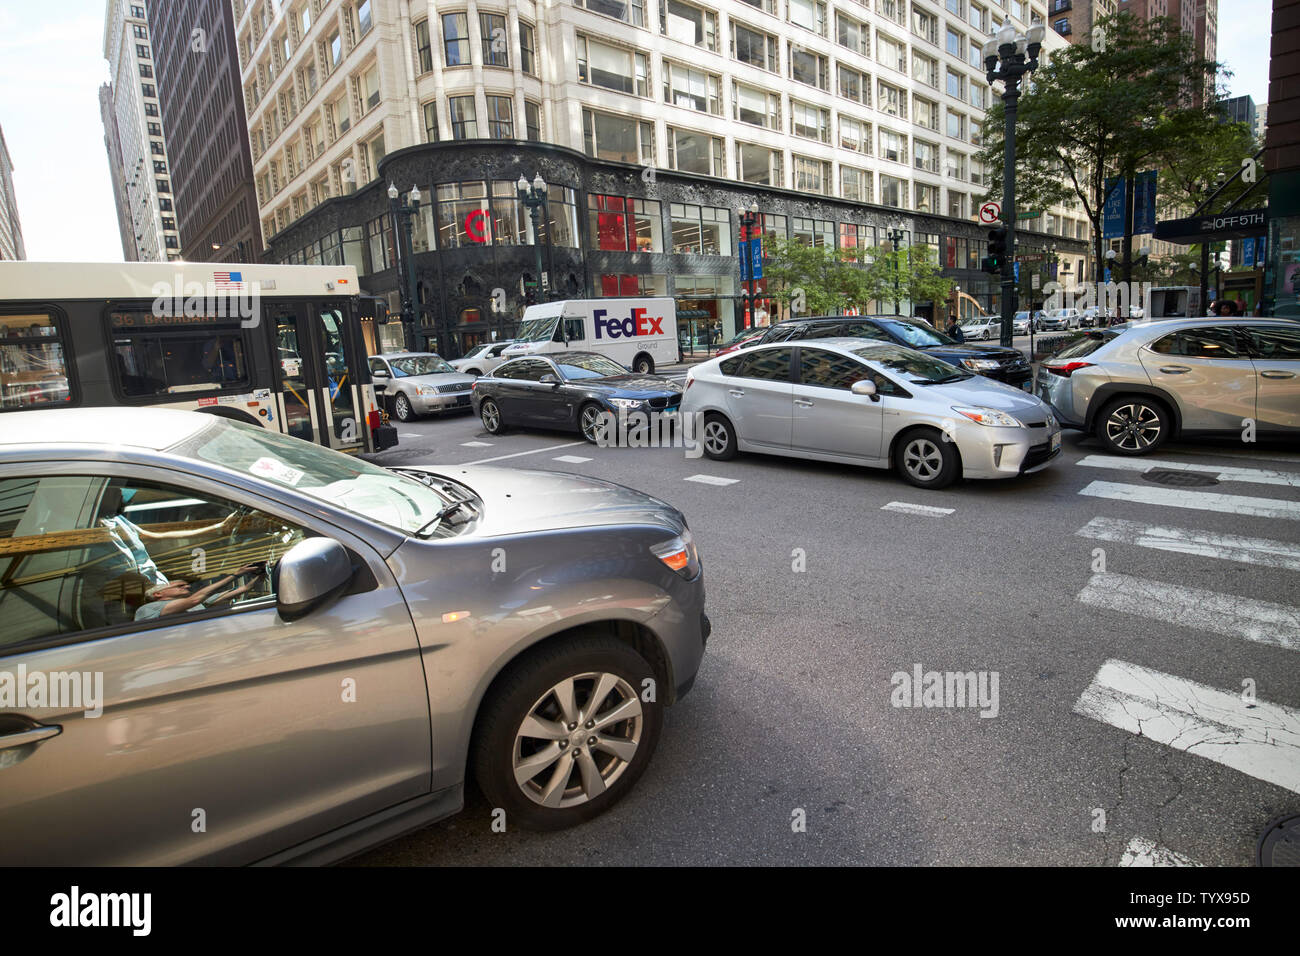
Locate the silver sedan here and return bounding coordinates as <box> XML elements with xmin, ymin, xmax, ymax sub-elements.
<box><xmin>0</xmin><ymin>407</ymin><xmax>708</xmax><ymax>864</ymax></box>
<box><xmin>367</xmin><ymin>352</ymin><xmax>477</xmax><ymax>421</ymax></box>
<box><xmin>682</xmin><ymin>338</ymin><xmax>1061</xmax><ymax>489</ymax></box>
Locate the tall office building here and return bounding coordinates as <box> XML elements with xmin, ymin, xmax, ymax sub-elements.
<box><xmin>0</xmin><ymin>124</ymin><xmax>26</xmax><ymax>261</ymax></box>
<box><xmin>1222</xmin><ymin>95</ymin><xmax>1258</xmax><ymax>131</ymax></box>
<box><xmin>102</xmin><ymin>0</ymin><xmax>183</xmax><ymax>261</ymax></box>
<box><xmin>99</xmin><ymin>83</ymin><xmax>140</xmax><ymax>260</ymax></box>
<box><xmin>148</xmin><ymin>0</ymin><xmax>263</xmax><ymax>262</ymax></box>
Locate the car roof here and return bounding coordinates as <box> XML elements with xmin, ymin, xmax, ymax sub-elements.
<box><xmin>0</xmin><ymin>407</ymin><xmax>209</xmax><ymax>450</ymax></box>
<box><xmin>742</xmin><ymin>336</ymin><xmax>911</xmax><ymax>358</ymax></box>
<box><xmin>380</xmin><ymin>351</ymin><xmax>443</xmax><ymax>360</ymax></box>
<box><xmin>1120</xmin><ymin>317</ymin><xmax>1295</xmax><ymax>331</ymax></box>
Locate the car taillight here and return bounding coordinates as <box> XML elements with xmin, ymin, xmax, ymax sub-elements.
<box><xmin>685</xmin><ymin>376</ymin><xmax>694</xmax><ymax>391</ymax></box>
<box><xmin>1045</xmin><ymin>362</ymin><xmax>1094</xmax><ymax>377</ymax></box>
<box><xmin>470</xmin><ymin>380</ymin><xmax>477</xmax><ymax>391</ymax></box>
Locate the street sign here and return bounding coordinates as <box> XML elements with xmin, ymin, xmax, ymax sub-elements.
<box><xmin>1154</xmin><ymin>208</ymin><xmax>1268</xmax><ymax>243</ymax></box>
<box><xmin>1015</xmin><ymin>210</ymin><xmax>1044</xmax><ymax>220</ymax></box>
<box><xmin>979</xmin><ymin>201</ymin><xmax>1001</xmax><ymax>224</ymax></box>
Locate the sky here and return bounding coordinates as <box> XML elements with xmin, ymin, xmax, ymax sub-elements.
<box><xmin>0</xmin><ymin>0</ymin><xmax>1278</xmax><ymax>263</ymax></box>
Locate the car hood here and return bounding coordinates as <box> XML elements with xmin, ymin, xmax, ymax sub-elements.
<box><xmin>394</xmin><ymin>371</ymin><xmax>477</xmax><ymax>387</ymax></box>
<box><xmin>405</xmin><ymin>464</ymin><xmax>686</xmax><ymax>536</ymax></box>
<box><xmin>921</xmin><ymin>343</ymin><xmax>1023</xmax><ymax>363</ymax></box>
<box><xmin>579</xmin><ymin>374</ymin><xmax>683</xmax><ymax>398</ymax></box>
<box><xmin>923</xmin><ymin>376</ymin><xmax>1050</xmax><ymax>417</ymax></box>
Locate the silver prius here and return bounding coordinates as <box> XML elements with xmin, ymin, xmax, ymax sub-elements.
<box><xmin>0</xmin><ymin>407</ymin><xmax>708</xmax><ymax>865</ymax></box>
<box><xmin>681</xmin><ymin>338</ymin><xmax>1061</xmax><ymax>489</ymax></box>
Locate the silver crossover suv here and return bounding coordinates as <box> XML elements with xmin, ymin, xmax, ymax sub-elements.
<box><xmin>682</xmin><ymin>338</ymin><xmax>1061</xmax><ymax>489</ymax></box>
<box><xmin>1036</xmin><ymin>318</ymin><xmax>1300</xmax><ymax>454</ymax></box>
<box><xmin>0</xmin><ymin>408</ymin><xmax>708</xmax><ymax>864</ymax></box>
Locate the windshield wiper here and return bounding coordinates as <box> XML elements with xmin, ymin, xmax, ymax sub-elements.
<box><xmin>414</xmin><ymin>500</ymin><xmax>476</xmax><ymax>537</ymax></box>
<box><xmin>915</xmin><ymin>373</ymin><xmax>971</xmax><ymax>385</ymax></box>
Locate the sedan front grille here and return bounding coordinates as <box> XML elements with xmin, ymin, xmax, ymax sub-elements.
<box><xmin>437</xmin><ymin>382</ymin><xmax>472</xmax><ymax>394</ymax></box>
<box><xmin>648</xmin><ymin>396</ymin><xmax>679</xmax><ymax>409</ymax></box>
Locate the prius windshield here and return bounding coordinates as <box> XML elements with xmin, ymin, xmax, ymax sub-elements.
<box><xmin>514</xmin><ymin>316</ymin><xmax>560</xmax><ymax>342</ymax></box>
<box><xmin>169</xmin><ymin>417</ymin><xmax>475</xmax><ymax>538</ymax></box>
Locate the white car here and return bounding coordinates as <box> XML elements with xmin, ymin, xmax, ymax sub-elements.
<box><xmin>959</xmin><ymin>316</ymin><xmax>1001</xmax><ymax>340</ymax></box>
<box><xmin>1040</xmin><ymin>309</ymin><xmax>1081</xmax><ymax>331</ymax></box>
<box><xmin>449</xmin><ymin>340</ymin><xmax>514</xmax><ymax>376</ymax></box>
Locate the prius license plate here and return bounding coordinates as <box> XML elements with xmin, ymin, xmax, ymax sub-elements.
<box><xmin>1051</xmin><ymin>432</ymin><xmax>1061</xmax><ymax>452</ymax></box>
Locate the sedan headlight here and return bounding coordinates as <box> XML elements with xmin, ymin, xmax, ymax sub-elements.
<box><xmin>609</xmin><ymin>398</ymin><xmax>647</xmax><ymax>409</ymax></box>
<box><xmin>416</xmin><ymin>386</ymin><xmax>435</xmax><ymax>396</ymax></box>
<box><xmin>961</xmin><ymin>358</ymin><xmax>1001</xmax><ymax>371</ymax></box>
<box><xmin>951</xmin><ymin>405</ymin><xmax>1022</xmax><ymax>427</ymax></box>
<box><xmin>650</xmin><ymin>529</ymin><xmax>700</xmax><ymax>579</ymax></box>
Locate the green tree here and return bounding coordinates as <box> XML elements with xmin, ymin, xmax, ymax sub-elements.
<box><xmin>977</xmin><ymin>12</ymin><xmax>1221</xmax><ymax>282</ymax></box>
<box><xmin>864</xmin><ymin>243</ymin><xmax>954</xmax><ymax>314</ymax></box>
<box><xmin>759</xmin><ymin>233</ymin><xmax>873</xmax><ymax>315</ymax></box>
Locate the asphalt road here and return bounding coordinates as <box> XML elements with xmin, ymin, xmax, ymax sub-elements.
<box><xmin>352</xmin><ymin>375</ymin><xmax>1300</xmax><ymax>866</ymax></box>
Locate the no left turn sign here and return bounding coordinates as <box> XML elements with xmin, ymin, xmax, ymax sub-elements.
<box><xmin>979</xmin><ymin>202</ymin><xmax>1002</xmax><ymax>225</ymax></box>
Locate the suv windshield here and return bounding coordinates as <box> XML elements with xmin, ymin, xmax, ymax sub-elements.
<box><xmin>515</xmin><ymin>316</ymin><xmax>559</xmax><ymax>342</ymax></box>
<box><xmin>852</xmin><ymin>344</ymin><xmax>970</xmax><ymax>383</ymax></box>
<box><xmin>169</xmin><ymin>417</ymin><xmax>475</xmax><ymax>538</ymax></box>
<box><xmin>391</xmin><ymin>355</ymin><xmax>455</xmax><ymax>376</ymax></box>
<box><xmin>880</xmin><ymin>319</ymin><xmax>954</xmax><ymax>348</ymax></box>
<box><xmin>556</xmin><ymin>354</ymin><xmax>628</xmax><ymax>379</ymax></box>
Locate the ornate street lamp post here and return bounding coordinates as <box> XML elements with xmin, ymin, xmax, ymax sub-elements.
<box><xmin>739</xmin><ymin>202</ymin><xmax>759</xmax><ymax>328</ymax></box>
<box><xmin>517</xmin><ymin>173</ymin><xmax>549</xmax><ymax>304</ymax></box>
<box><xmin>887</xmin><ymin>225</ymin><xmax>905</xmax><ymax>316</ymax></box>
<box><xmin>388</xmin><ymin>182</ymin><xmax>421</xmax><ymax>351</ymax></box>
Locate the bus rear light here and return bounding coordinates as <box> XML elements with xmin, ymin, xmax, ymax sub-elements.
<box><xmin>367</xmin><ymin>410</ymin><xmax>383</xmax><ymax>431</ymax></box>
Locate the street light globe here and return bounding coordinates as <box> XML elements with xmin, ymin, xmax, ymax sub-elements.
<box><xmin>1027</xmin><ymin>23</ymin><xmax>1046</xmax><ymax>45</ymax></box>
<box><xmin>982</xmin><ymin>36</ymin><xmax>998</xmax><ymax>60</ymax></box>
<box><xmin>410</xmin><ymin>185</ymin><xmax>421</xmax><ymax>203</ymax></box>
<box><xmin>749</xmin><ymin>201</ymin><xmax>758</xmax><ymax>215</ymax></box>
<box><xmin>997</xmin><ymin>19</ymin><xmax>1016</xmax><ymax>46</ymax></box>
<box><xmin>532</xmin><ymin>173</ymin><xmax>547</xmax><ymax>193</ymax></box>
<box><xmin>387</xmin><ymin>182</ymin><xmax>399</xmax><ymax>200</ymax></box>
<box><xmin>517</xmin><ymin>174</ymin><xmax>529</xmax><ymax>192</ymax></box>
<box><xmin>1104</xmin><ymin>249</ymin><xmax>1117</xmax><ymax>261</ymax></box>
<box><xmin>1015</xmin><ymin>35</ymin><xmax>1028</xmax><ymax>56</ymax></box>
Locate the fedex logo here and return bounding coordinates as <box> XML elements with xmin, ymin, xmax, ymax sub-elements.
<box><xmin>593</xmin><ymin>307</ymin><xmax>664</xmax><ymax>339</ymax></box>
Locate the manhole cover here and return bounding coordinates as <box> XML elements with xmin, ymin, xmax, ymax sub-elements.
<box><xmin>1142</xmin><ymin>469</ymin><xmax>1220</xmax><ymax>487</ymax></box>
<box><xmin>1258</xmin><ymin>814</ymin><xmax>1300</xmax><ymax>866</ymax></box>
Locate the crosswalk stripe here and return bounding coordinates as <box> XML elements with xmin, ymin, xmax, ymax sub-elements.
<box><xmin>460</xmin><ymin>441</ymin><xmax>493</xmax><ymax>447</ymax></box>
<box><xmin>1076</xmin><ymin>516</ymin><xmax>1300</xmax><ymax>572</ymax></box>
<box><xmin>1078</xmin><ymin>480</ymin><xmax>1300</xmax><ymax>520</ymax></box>
<box><xmin>881</xmin><ymin>502</ymin><xmax>954</xmax><ymax>516</ymax></box>
<box><xmin>552</xmin><ymin>455</ymin><xmax>593</xmax><ymax>464</ymax></box>
<box><xmin>1077</xmin><ymin>572</ymin><xmax>1299</xmax><ymax>650</ymax></box>
<box><xmin>1075</xmin><ymin>659</ymin><xmax>1300</xmax><ymax>795</ymax></box>
<box><xmin>1119</xmin><ymin>836</ymin><xmax>1203</xmax><ymax>867</ymax></box>
<box><xmin>684</xmin><ymin>474</ymin><xmax>739</xmax><ymax>486</ymax></box>
<box><xmin>1078</xmin><ymin>454</ymin><xmax>1300</xmax><ymax>487</ymax></box>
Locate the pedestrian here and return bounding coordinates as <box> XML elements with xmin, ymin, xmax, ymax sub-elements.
<box><xmin>945</xmin><ymin>314</ymin><xmax>965</xmax><ymax>343</ymax></box>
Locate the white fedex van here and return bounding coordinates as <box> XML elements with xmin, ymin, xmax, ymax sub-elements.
<box><xmin>502</xmin><ymin>298</ymin><xmax>678</xmax><ymax>374</ymax></box>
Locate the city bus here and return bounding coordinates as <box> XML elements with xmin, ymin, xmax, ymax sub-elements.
<box><xmin>0</xmin><ymin>261</ymin><xmax>396</xmax><ymax>453</ymax></box>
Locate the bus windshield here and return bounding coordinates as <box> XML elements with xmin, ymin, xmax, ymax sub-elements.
<box><xmin>514</xmin><ymin>316</ymin><xmax>559</xmax><ymax>342</ymax></box>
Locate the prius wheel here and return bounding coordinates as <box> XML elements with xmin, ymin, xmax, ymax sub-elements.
<box><xmin>701</xmin><ymin>413</ymin><xmax>737</xmax><ymax>460</ymax></box>
<box><xmin>393</xmin><ymin>392</ymin><xmax>415</xmax><ymax>422</ymax></box>
<box><xmin>896</xmin><ymin>429</ymin><xmax>959</xmax><ymax>489</ymax></box>
<box><xmin>480</xmin><ymin>399</ymin><xmax>506</xmax><ymax>434</ymax></box>
<box><xmin>472</xmin><ymin>635</ymin><xmax>662</xmax><ymax>831</ymax></box>
<box><xmin>1097</xmin><ymin>397</ymin><xmax>1168</xmax><ymax>455</ymax></box>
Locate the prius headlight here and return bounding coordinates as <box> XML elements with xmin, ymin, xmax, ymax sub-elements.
<box><xmin>951</xmin><ymin>406</ymin><xmax>1022</xmax><ymax>427</ymax></box>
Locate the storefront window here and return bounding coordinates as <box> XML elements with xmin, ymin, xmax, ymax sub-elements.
<box><xmin>588</xmin><ymin>195</ymin><xmax>663</xmax><ymax>252</ymax></box>
<box><xmin>367</xmin><ymin>215</ymin><xmax>396</xmax><ymax>271</ymax></box>
<box><xmin>670</xmin><ymin>203</ymin><xmax>732</xmax><ymax>254</ymax></box>
<box><xmin>676</xmin><ymin>275</ymin><xmax>736</xmax><ymax>353</ymax></box>
<box><xmin>543</xmin><ymin>185</ymin><xmax>580</xmax><ymax>249</ymax></box>
<box><xmin>437</xmin><ymin>181</ymin><xmax>492</xmax><ymax>248</ymax></box>
<box><xmin>597</xmin><ymin>274</ymin><xmax>668</xmax><ymax>297</ymax></box>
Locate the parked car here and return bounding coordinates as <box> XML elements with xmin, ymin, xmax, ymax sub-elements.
<box><xmin>367</xmin><ymin>352</ymin><xmax>477</xmax><ymax>422</ymax></box>
<box><xmin>757</xmin><ymin>315</ymin><xmax>1034</xmax><ymax>390</ymax></box>
<box><xmin>449</xmin><ymin>340</ymin><xmax>515</xmax><ymax>376</ymax></box>
<box><xmin>682</xmin><ymin>338</ymin><xmax>1061</xmax><ymax>489</ymax></box>
<box><xmin>473</xmin><ymin>351</ymin><xmax>683</xmax><ymax>442</ymax></box>
<box><xmin>960</xmin><ymin>315</ymin><xmax>1002</xmax><ymax>341</ymax></box>
<box><xmin>1035</xmin><ymin>318</ymin><xmax>1300</xmax><ymax>454</ymax></box>
<box><xmin>1014</xmin><ymin>311</ymin><xmax>1045</xmax><ymax>335</ymax></box>
<box><xmin>715</xmin><ymin>326</ymin><xmax>769</xmax><ymax>357</ymax></box>
<box><xmin>1080</xmin><ymin>307</ymin><xmax>1112</xmax><ymax>328</ymax></box>
<box><xmin>0</xmin><ymin>407</ymin><xmax>708</xmax><ymax>864</ymax></box>
<box><xmin>1040</xmin><ymin>309</ymin><xmax>1082</xmax><ymax>331</ymax></box>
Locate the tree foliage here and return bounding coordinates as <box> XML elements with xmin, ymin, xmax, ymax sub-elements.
<box><xmin>864</xmin><ymin>243</ymin><xmax>954</xmax><ymax>311</ymax></box>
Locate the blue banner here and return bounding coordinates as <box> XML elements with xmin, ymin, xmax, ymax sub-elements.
<box><xmin>750</xmin><ymin>236</ymin><xmax>763</xmax><ymax>280</ymax></box>
<box><xmin>1244</xmin><ymin>238</ymin><xmax>1256</xmax><ymax>268</ymax></box>
<box><xmin>1134</xmin><ymin>170</ymin><xmax>1158</xmax><ymax>236</ymax></box>
<box><xmin>1102</xmin><ymin>176</ymin><xmax>1126</xmax><ymax>240</ymax></box>
<box><xmin>738</xmin><ymin>240</ymin><xmax>751</xmax><ymax>280</ymax></box>
<box><xmin>1014</xmin><ymin>261</ymin><xmax>1020</xmax><ymax>281</ymax></box>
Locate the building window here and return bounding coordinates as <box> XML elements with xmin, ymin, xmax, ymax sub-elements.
<box><xmin>422</xmin><ymin>102</ymin><xmax>439</xmax><ymax>142</ymax></box>
<box><xmin>880</xmin><ymin>128</ymin><xmax>906</xmax><ymax>163</ymax></box>
<box><xmin>915</xmin><ymin>97</ymin><xmax>939</xmax><ymax>131</ymax></box>
<box><xmin>734</xmin><ymin>84</ymin><xmax>780</xmax><ymax>129</ymax></box>
<box><xmin>367</xmin><ymin>133</ymin><xmax>386</xmax><ymax>174</ymax></box>
<box><xmin>361</xmin><ymin>63</ymin><xmax>381</xmax><ymax>111</ymax></box>
<box><xmin>141</xmin><ymin>83</ymin><xmax>155</xmax><ymax>98</ymax></box>
<box><xmin>329</xmin><ymin>30</ymin><xmax>342</xmax><ymax>66</ymax></box>
<box><xmin>661</xmin><ymin>0</ymin><xmax>718</xmax><ymax>50</ymax></box>
<box><xmin>946</xmin><ymin>26</ymin><xmax>964</xmax><ymax>57</ymax></box>
<box><xmin>792</xmin><ymin>156</ymin><xmax>829</xmax><ymax>195</ymax></box>
<box><xmin>880</xmin><ymin>175</ymin><xmax>906</xmax><ymax>208</ymax></box>
<box><xmin>136</xmin><ymin>43</ymin><xmax>150</xmax><ymax>59</ymax></box>
<box><xmin>788</xmin><ymin>0</ymin><xmax>827</xmax><ymax>36</ymax></box>
<box><xmin>840</xmin><ymin>222</ymin><xmax>876</xmax><ymax>259</ymax></box>
<box><xmin>736</xmin><ymin>142</ymin><xmax>783</xmax><ymax>186</ymax></box>
<box><xmin>357</xmin><ymin>0</ymin><xmax>373</xmax><ymax>36</ymax></box>
<box><xmin>415</xmin><ymin>20</ymin><xmax>434</xmax><ymax>73</ymax></box>
<box><xmin>914</xmin><ymin>182</ymin><xmax>938</xmax><ymax>213</ymax></box>
<box><xmin>946</xmin><ymin>110</ymin><xmax>967</xmax><ymax>140</ymax></box>
<box><xmin>443</xmin><ymin>13</ymin><xmax>470</xmax><ymax>66</ymax></box>
<box><xmin>582</xmin><ymin>109</ymin><xmax>654</xmax><ymax>164</ymax></box>
<box><xmin>878</xmin><ymin>81</ymin><xmax>907</xmax><ymax>119</ymax></box>
<box><xmin>877</xmin><ymin>33</ymin><xmax>907</xmax><ymax>74</ymax></box>
<box><xmin>132</xmin><ymin>24</ymin><xmax>147</xmax><ymax>39</ymax></box>
<box><xmin>840</xmin><ymin>115</ymin><xmax>871</xmax><ymax>153</ymax></box>
<box><xmin>150</xmin><ymin>141</ymin><xmax>165</xmax><ymax>155</ymax></box>
<box><xmin>913</xmin><ymin>51</ymin><xmax>939</xmax><ymax>88</ymax></box>
<box><xmin>666</xmin><ymin>127</ymin><xmax>724</xmax><ymax>176</ymax></box>
<box><xmin>486</xmin><ymin>95</ymin><xmax>513</xmax><ymax>138</ymax></box>
<box><xmin>153</xmin><ymin>160</ymin><xmax>167</xmax><ymax>174</ymax></box>
<box><xmin>791</xmin><ymin>101</ymin><xmax>829</xmax><ymax>142</ymax></box>
<box><xmin>664</xmin><ymin>62</ymin><xmax>721</xmax><ymax>115</ymax></box>
<box><xmin>948</xmin><ymin>191</ymin><xmax>967</xmax><ymax>219</ymax></box>
<box><xmin>588</xmin><ymin>195</ymin><xmax>663</xmax><ymax>252</ymax></box>
<box><xmin>731</xmin><ymin>23</ymin><xmax>778</xmax><ymax>72</ymax></box>
<box><xmin>913</xmin><ymin>138</ymin><xmax>938</xmax><ymax>173</ymax></box>
<box><xmin>946</xmin><ymin>69</ymin><xmax>964</xmax><ymax>100</ymax></box>
<box><xmin>912</xmin><ymin>7</ymin><xmax>938</xmax><ymax>45</ymax></box>
<box><xmin>790</xmin><ymin>45</ymin><xmax>828</xmax><ymax>89</ymax></box>
<box><xmin>525</xmin><ymin>101</ymin><xmax>542</xmax><ymax>140</ymax></box>
<box><xmin>577</xmin><ymin>0</ymin><xmax>646</xmax><ymax>28</ymax></box>
<box><xmin>520</xmin><ymin>22</ymin><xmax>537</xmax><ymax>75</ymax></box>
<box><xmin>836</xmin><ymin>13</ymin><xmax>869</xmax><ymax>55</ymax></box>
<box><xmin>792</xmin><ymin>216</ymin><xmax>834</xmax><ymax>247</ymax></box>
<box><xmin>841</xmin><ymin>168</ymin><xmax>872</xmax><ymax>203</ymax></box>
<box><xmin>130</xmin><ymin>4</ymin><xmax>145</xmax><ymax>17</ymax></box>
<box><xmin>578</xmin><ymin>36</ymin><xmax>648</xmax><ymax>96</ymax></box>
<box><xmin>147</xmin><ymin>122</ymin><xmax>161</xmax><ymax>136</ymax></box>
<box><xmin>670</xmin><ymin>203</ymin><xmax>731</xmax><ymax>254</ymax></box>
<box><xmin>480</xmin><ymin>13</ymin><xmax>509</xmax><ymax>67</ymax></box>
<box><xmin>838</xmin><ymin>66</ymin><xmax>870</xmax><ymax>106</ymax></box>
<box><xmin>156</xmin><ymin>178</ymin><xmax>170</xmax><ymax>194</ymax></box>
<box><xmin>448</xmin><ymin>96</ymin><xmax>477</xmax><ymax>138</ymax></box>
<box><xmin>332</xmin><ymin>93</ymin><xmax>351</xmax><ymax>133</ymax></box>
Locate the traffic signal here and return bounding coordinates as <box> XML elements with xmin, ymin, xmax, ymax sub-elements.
<box><xmin>523</xmin><ymin>273</ymin><xmax>538</xmax><ymax>306</ymax></box>
<box><xmin>983</xmin><ymin>227</ymin><xmax>1007</xmax><ymax>275</ymax></box>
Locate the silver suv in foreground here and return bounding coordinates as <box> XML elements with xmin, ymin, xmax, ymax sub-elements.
<box><xmin>1036</xmin><ymin>318</ymin><xmax>1300</xmax><ymax>454</ymax></box>
<box><xmin>0</xmin><ymin>408</ymin><xmax>708</xmax><ymax>864</ymax></box>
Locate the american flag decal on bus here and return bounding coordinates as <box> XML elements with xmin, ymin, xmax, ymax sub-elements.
<box><xmin>213</xmin><ymin>271</ymin><xmax>243</xmax><ymax>289</ymax></box>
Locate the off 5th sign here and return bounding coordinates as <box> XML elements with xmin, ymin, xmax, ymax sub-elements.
<box><xmin>979</xmin><ymin>201</ymin><xmax>1002</xmax><ymax>225</ymax></box>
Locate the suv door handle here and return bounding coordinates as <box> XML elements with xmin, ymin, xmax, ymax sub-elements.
<box><xmin>1159</xmin><ymin>365</ymin><xmax>1191</xmax><ymax>374</ymax></box>
<box><xmin>1260</xmin><ymin>370</ymin><xmax>1296</xmax><ymax>379</ymax></box>
<box><xmin>728</xmin><ymin>388</ymin><xmax>745</xmax><ymax>397</ymax></box>
<box><xmin>794</xmin><ymin>398</ymin><xmax>814</xmax><ymax>407</ymax></box>
<box><xmin>0</xmin><ymin>723</ymin><xmax>62</xmax><ymax>751</ymax></box>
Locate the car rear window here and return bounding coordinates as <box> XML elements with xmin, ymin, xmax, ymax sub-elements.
<box><xmin>1051</xmin><ymin>331</ymin><xmax>1116</xmax><ymax>360</ymax></box>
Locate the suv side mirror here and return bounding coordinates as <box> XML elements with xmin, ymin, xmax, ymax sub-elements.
<box><xmin>276</xmin><ymin>538</ymin><xmax>354</xmax><ymax>621</ymax></box>
<box><xmin>851</xmin><ymin>379</ymin><xmax>879</xmax><ymax>401</ymax></box>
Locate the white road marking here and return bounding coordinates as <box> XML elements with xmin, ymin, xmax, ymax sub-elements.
<box><xmin>881</xmin><ymin>502</ymin><xmax>955</xmax><ymax>516</ymax></box>
<box><xmin>684</xmin><ymin>474</ymin><xmax>739</xmax><ymax>486</ymax></box>
<box><xmin>1076</xmin><ymin>516</ymin><xmax>1300</xmax><ymax>572</ymax></box>
<box><xmin>1078</xmin><ymin>480</ymin><xmax>1300</xmax><ymax>521</ymax></box>
<box><xmin>457</xmin><ymin>441</ymin><xmax>588</xmax><ymax>465</ymax></box>
<box><xmin>1165</xmin><ymin>447</ymin><xmax>1300</xmax><ymax>465</ymax></box>
<box><xmin>460</xmin><ymin>441</ymin><xmax>494</xmax><ymax>447</ymax></box>
<box><xmin>1119</xmin><ymin>837</ymin><xmax>1203</xmax><ymax>868</ymax></box>
<box><xmin>1078</xmin><ymin>454</ymin><xmax>1300</xmax><ymax>487</ymax></box>
<box><xmin>1077</xmin><ymin>572</ymin><xmax>1299</xmax><ymax>650</ymax></box>
<box><xmin>399</xmin><ymin>432</ymin><xmax>421</xmax><ymax>438</ymax></box>
<box><xmin>553</xmin><ymin>455</ymin><xmax>593</xmax><ymax>464</ymax></box>
<box><xmin>1074</xmin><ymin>659</ymin><xmax>1300</xmax><ymax>795</ymax></box>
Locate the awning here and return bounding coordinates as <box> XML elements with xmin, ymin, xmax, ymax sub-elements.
<box><xmin>677</xmin><ymin>309</ymin><xmax>711</xmax><ymax>319</ymax></box>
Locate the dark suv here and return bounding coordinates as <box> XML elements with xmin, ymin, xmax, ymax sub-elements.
<box><xmin>758</xmin><ymin>316</ymin><xmax>1033</xmax><ymax>390</ymax></box>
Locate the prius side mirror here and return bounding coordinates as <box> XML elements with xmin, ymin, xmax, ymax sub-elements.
<box><xmin>276</xmin><ymin>538</ymin><xmax>354</xmax><ymax>621</ymax></box>
<box><xmin>851</xmin><ymin>379</ymin><xmax>879</xmax><ymax>401</ymax></box>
